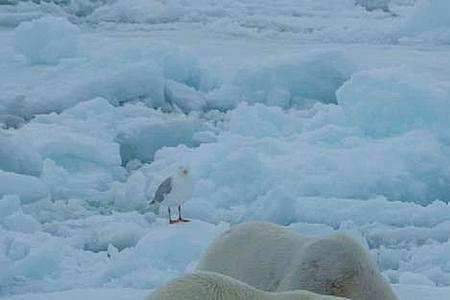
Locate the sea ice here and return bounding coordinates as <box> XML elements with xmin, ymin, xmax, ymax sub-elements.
<box><xmin>12</xmin><ymin>16</ymin><xmax>80</xmax><ymax>65</ymax></box>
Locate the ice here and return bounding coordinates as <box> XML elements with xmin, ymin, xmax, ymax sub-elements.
<box><xmin>355</xmin><ymin>0</ymin><xmax>390</xmax><ymax>12</ymax></box>
<box><xmin>0</xmin><ymin>97</ymin><xmax>212</xmax><ymax>206</ymax></box>
<box><xmin>1</xmin><ymin>0</ymin><xmax>450</xmax><ymax>299</ymax></box>
<box><xmin>394</xmin><ymin>285</ymin><xmax>450</xmax><ymax>300</ymax></box>
<box><xmin>288</xmin><ymin>222</ymin><xmax>335</xmax><ymax>235</ymax></box>
<box><xmin>0</xmin><ymin>218</ymin><xmax>227</xmax><ymax>295</ymax></box>
<box><xmin>12</xmin><ymin>16</ymin><xmax>80</xmax><ymax>65</ymax></box>
<box><xmin>0</xmin><ymin>114</ymin><xmax>25</xmax><ymax>129</ymax></box>
<box><xmin>16</xmin><ymin>119</ymin><xmax>124</xmax><ymax>201</ymax></box>
<box><xmin>77</xmin><ymin>63</ymin><xmax>166</xmax><ymax>109</ymax></box>
<box><xmin>83</xmin><ymin>0</ymin><xmax>403</xmax><ymax>43</ymax></box>
<box><xmin>129</xmin><ymin>221</ymin><xmax>227</xmax><ymax>271</ymax></box>
<box><xmin>367</xmin><ymin>221</ymin><xmax>450</xmax><ymax>247</ymax></box>
<box><xmin>0</xmin><ymin>171</ymin><xmax>50</xmax><ymax>204</ymax></box>
<box><xmin>0</xmin><ymin>289</ymin><xmax>149</xmax><ymax>300</ymax></box>
<box><xmin>399</xmin><ymin>272</ymin><xmax>436</xmax><ymax>286</ymax></box>
<box><xmin>89</xmin><ymin>0</ymin><xmax>184</xmax><ymax>24</ymax></box>
<box><xmin>3</xmin><ymin>212</ymin><xmax>40</xmax><ymax>233</ymax></box>
<box><xmin>0</xmin><ymin>4</ymin><xmax>44</xmax><ymax>27</ymax></box>
<box><xmin>0</xmin><ymin>134</ymin><xmax>42</xmax><ymax>176</ymax></box>
<box><xmin>0</xmin><ymin>253</ymin><xmax>13</xmax><ymax>287</ymax></box>
<box><xmin>0</xmin><ymin>41</ymin><xmax>216</xmax><ymax>119</ymax></box>
<box><xmin>176</xmin><ymin>103</ymin><xmax>450</xmax><ymax>206</ymax></box>
<box><xmin>1</xmin><ymin>0</ymin><xmax>412</xmax><ymax>43</ymax></box>
<box><xmin>70</xmin><ymin>213</ymin><xmax>149</xmax><ymax>252</ymax></box>
<box><xmin>13</xmin><ymin>239</ymin><xmax>66</xmax><ymax>280</ymax></box>
<box><xmin>208</xmin><ymin>50</ymin><xmax>355</xmax><ymax>110</ymax></box>
<box><xmin>337</xmin><ymin>67</ymin><xmax>450</xmax><ymax>139</ymax></box>
<box><xmin>400</xmin><ymin>0</ymin><xmax>450</xmax><ymax>44</ymax></box>
<box><xmin>116</xmin><ymin>113</ymin><xmax>207</xmax><ymax>165</ymax></box>
<box><xmin>0</xmin><ymin>195</ymin><xmax>21</xmax><ymax>218</ymax></box>
<box><xmin>165</xmin><ymin>80</ymin><xmax>206</xmax><ymax>113</ymax></box>
<box><xmin>0</xmin><ymin>195</ymin><xmax>40</xmax><ymax>234</ymax></box>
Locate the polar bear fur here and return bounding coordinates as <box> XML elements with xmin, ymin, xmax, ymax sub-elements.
<box><xmin>145</xmin><ymin>271</ymin><xmax>350</xmax><ymax>300</ymax></box>
<box><xmin>197</xmin><ymin>222</ymin><xmax>398</xmax><ymax>300</ymax></box>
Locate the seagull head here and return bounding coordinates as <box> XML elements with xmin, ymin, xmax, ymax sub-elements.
<box><xmin>178</xmin><ymin>166</ymin><xmax>190</xmax><ymax>177</ymax></box>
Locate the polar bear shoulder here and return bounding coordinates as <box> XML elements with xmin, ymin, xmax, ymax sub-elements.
<box><xmin>197</xmin><ymin>222</ymin><xmax>306</xmax><ymax>291</ymax></box>
<box><xmin>197</xmin><ymin>222</ymin><xmax>398</xmax><ymax>300</ymax></box>
<box><xmin>145</xmin><ymin>271</ymin><xmax>350</xmax><ymax>300</ymax></box>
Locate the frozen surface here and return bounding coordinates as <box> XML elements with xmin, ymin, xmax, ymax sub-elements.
<box><xmin>12</xmin><ymin>16</ymin><xmax>80</xmax><ymax>65</ymax></box>
<box><xmin>399</xmin><ymin>0</ymin><xmax>450</xmax><ymax>44</ymax></box>
<box><xmin>337</xmin><ymin>67</ymin><xmax>450</xmax><ymax>139</ymax></box>
<box><xmin>1</xmin><ymin>0</ymin><xmax>450</xmax><ymax>299</ymax></box>
<box><xmin>1</xmin><ymin>288</ymin><xmax>149</xmax><ymax>300</ymax></box>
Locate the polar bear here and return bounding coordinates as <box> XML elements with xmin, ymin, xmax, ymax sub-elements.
<box><xmin>197</xmin><ymin>222</ymin><xmax>398</xmax><ymax>300</ymax></box>
<box><xmin>145</xmin><ymin>271</ymin><xmax>351</xmax><ymax>300</ymax></box>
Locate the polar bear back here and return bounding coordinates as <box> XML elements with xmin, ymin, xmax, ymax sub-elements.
<box><xmin>197</xmin><ymin>221</ymin><xmax>311</xmax><ymax>291</ymax></box>
<box><xmin>197</xmin><ymin>222</ymin><xmax>398</xmax><ymax>300</ymax></box>
<box><xmin>145</xmin><ymin>271</ymin><xmax>351</xmax><ymax>300</ymax></box>
<box><xmin>146</xmin><ymin>271</ymin><xmax>264</xmax><ymax>300</ymax></box>
<box><xmin>278</xmin><ymin>234</ymin><xmax>379</xmax><ymax>295</ymax></box>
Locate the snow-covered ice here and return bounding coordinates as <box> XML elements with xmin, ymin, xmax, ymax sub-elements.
<box><xmin>12</xmin><ymin>16</ymin><xmax>80</xmax><ymax>65</ymax></box>
<box><xmin>1</xmin><ymin>0</ymin><xmax>450</xmax><ymax>299</ymax></box>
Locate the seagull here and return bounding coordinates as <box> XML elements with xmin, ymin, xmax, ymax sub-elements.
<box><xmin>150</xmin><ymin>166</ymin><xmax>194</xmax><ymax>224</ymax></box>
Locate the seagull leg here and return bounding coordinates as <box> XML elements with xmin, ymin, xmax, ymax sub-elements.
<box><xmin>169</xmin><ymin>207</ymin><xmax>178</xmax><ymax>224</ymax></box>
<box><xmin>178</xmin><ymin>205</ymin><xmax>190</xmax><ymax>222</ymax></box>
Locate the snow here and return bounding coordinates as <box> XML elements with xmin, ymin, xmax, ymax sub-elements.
<box><xmin>1</xmin><ymin>0</ymin><xmax>450</xmax><ymax>299</ymax></box>
<box><xmin>355</xmin><ymin>0</ymin><xmax>390</xmax><ymax>12</ymax></box>
<box><xmin>12</xmin><ymin>16</ymin><xmax>80</xmax><ymax>65</ymax></box>
<box><xmin>400</xmin><ymin>0</ymin><xmax>450</xmax><ymax>44</ymax></box>
<box><xmin>1</xmin><ymin>289</ymin><xmax>149</xmax><ymax>300</ymax></box>
<box><xmin>0</xmin><ymin>171</ymin><xmax>50</xmax><ymax>204</ymax></box>
<box><xmin>337</xmin><ymin>67</ymin><xmax>450</xmax><ymax>139</ymax></box>
<box><xmin>0</xmin><ymin>134</ymin><xmax>42</xmax><ymax>176</ymax></box>
<box><xmin>209</xmin><ymin>50</ymin><xmax>355</xmax><ymax>110</ymax></box>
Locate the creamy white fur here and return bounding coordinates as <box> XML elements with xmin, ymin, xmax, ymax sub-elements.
<box><xmin>197</xmin><ymin>222</ymin><xmax>398</xmax><ymax>300</ymax></box>
<box><xmin>145</xmin><ymin>271</ymin><xmax>350</xmax><ymax>300</ymax></box>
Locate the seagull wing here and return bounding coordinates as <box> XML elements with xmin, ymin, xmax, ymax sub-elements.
<box><xmin>151</xmin><ymin>176</ymin><xmax>173</xmax><ymax>204</ymax></box>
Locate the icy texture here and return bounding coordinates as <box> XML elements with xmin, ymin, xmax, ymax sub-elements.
<box><xmin>0</xmin><ymin>195</ymin><xmax>21</xmax><ymax>218</ymax></box>
<box><xmin>89</xmin><ymin>0</ymin><xmax>184</xmax><ymax>24</ymax></box>
<box><xmin>400</xmin><ymin>0</ymin><xmax>450</xmax><ymax>43</ymax></box>
<box><xmin>1</xmin><ymin>0</ymin><xmax>450</xmax><ymax>299</ymax></box>
<box><xmin>0</xmin><ymin>135</ymin><xmax>42</xmax><ymax>176</ymax></box>
<box><xmin>3</xmin><ymin>42</ymin><xmax>354</xmax><ymax>119</ymax></box>
<box><xmin>0</xmin><ymin>289</ymin><xmax>149</xmax><ymax>300</ymax></box>
<box><xmin>1</xmin><ymin>92</ymin><xmax>450</xmax><ymax>295</ymax></box>
<box><xmin>356</xmin><ymin>0</ymin><xmax>390</xmax><ymax>12</ymax></box>
<box><xmin>2</xmin><ymin>43</ymin><xmax>218</xmax><ymax>118</ymax></box>
<box><xmin>0</xmin><ymin>217</ymin><xmax>227</xmax><ymax>295</ymax></box>
<box><xmin>117</xmin><ymin>116</ymin><xmax>207</xmax><ymax>164</ymax></box>
<box><xmin>12</xmin><ymin>16</ymin><xmax>80</xmax><ymax>65</ymax></box>
<box><xmin>337</xmin><ymin>67</ymin><xmax>450</xmax><ymax>139</ymax></box>
<box><xmin>0</xmin><ymin>0</ymin><xmax>413</xmax><ymax>43</ymax></box>
<box><xmin>0</xmin><ymin>171</ymin><xmax>50</xmax><ymax>204</ymax></box>
<box><xmin>0</xmin><ymin>114</ymin><xmax>25</xmax><ymax>129</ymax></box>
<box><xmin>2</xmin><ymin>0</ymin><xmax>440</xmax><ymax>48</ymax></box>
<box><xmin>209</xmin><ymin>50</ymin><xmax>354</xmax><ymax>110</ymax></box>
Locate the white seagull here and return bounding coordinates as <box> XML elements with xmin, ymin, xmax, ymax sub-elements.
<box><xmin>150</xmin><ymin>166</ymin><xmax>194</xmax><ymax>224</ymax></box>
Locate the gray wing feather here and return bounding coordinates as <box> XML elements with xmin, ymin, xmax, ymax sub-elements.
<box><xmin>151</xmin><ymin>177</ymin><xmax>172</xmax><ymax>204</ymax></box>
